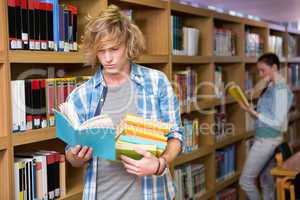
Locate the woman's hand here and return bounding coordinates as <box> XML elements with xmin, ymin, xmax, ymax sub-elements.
<box><xmin>66</xmin><ymin>145</ymin><xmax>93</xmax><ymax>167</ymax></box>
<box><xmin>121</xmin><ymin>148</ymin><xmax>165</xmax><ymax>176</ymax></box>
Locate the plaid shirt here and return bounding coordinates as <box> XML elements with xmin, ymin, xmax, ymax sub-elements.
<box><xmin>66</xmin><ymin>63</ymin><xmax>183</xmax><ymax>200</ymax></box>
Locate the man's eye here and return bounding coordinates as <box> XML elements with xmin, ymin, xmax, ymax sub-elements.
<box><xmin>112</xmin><ymin>47</ymin><xmax>119</xmax><ymax>51</ymax></box>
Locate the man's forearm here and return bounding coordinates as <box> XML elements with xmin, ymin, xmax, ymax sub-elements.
<box><xmin>161</xmin><ymin>138</ymin><xmax>181</xmax><ymax>165</ymax></box>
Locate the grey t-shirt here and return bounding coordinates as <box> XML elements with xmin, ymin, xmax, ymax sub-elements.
<box><xmin>96</xmin><ymin>79</ymin><xmax>142</xmax><ymax>200</ymax></box>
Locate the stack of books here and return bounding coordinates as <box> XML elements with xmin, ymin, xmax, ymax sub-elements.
<box><xmin>115</xmin><ymin>114</ymin><xmax>172</xmax><ymax>160</ymax></box>
<box><xmin>55</xmin><ymin>104</ymin><xmax>173</xmax><ymax>160</ymax></box>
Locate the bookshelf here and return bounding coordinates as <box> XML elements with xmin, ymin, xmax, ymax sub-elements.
<box><xmin>1</xmin><ymin>0</ymin><xmax>300</xmax><ymax>199</ymax></box>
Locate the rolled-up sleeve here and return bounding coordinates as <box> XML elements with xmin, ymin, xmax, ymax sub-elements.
<box><xmin>158</xmin><ymin>74</ymin><xmax>183</xmax><ymax>144</ymax></box>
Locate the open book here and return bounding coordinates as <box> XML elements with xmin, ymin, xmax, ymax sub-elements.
<box><xmin>227</xmin><ymin>82</ymin><xmax>250</xmax><ymax>107</ymax></box>
<box><xmin>55</xmin><ymin>104</ymin><xmax>172</xmax><ymax>160</ymax></box>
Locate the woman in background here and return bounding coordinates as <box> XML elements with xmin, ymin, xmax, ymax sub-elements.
<box><xmin>239</xmin><ymin>52</ymin><xmax>293</xmax><ymax>200</ymax></box>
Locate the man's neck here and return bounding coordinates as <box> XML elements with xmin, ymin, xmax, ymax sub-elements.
<box><xmin>103</xmin><ymin>68</ymin><xmax>131</xmax><ymax>87</ymax></box>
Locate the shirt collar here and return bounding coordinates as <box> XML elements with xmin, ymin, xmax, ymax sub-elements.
<box><xmin>93</xmin><ymin>62</ymin><xmax>144</xmax><ymax>88</ymax></box>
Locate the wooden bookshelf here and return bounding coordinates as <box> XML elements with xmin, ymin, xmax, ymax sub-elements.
<box><xmin>291</xmin><ymin>85</ymin><xmax>300</xmax><ymax>92</ymax></box>
<box><xmin>173</xmin><ymin>145</ymin><xmax>213</xmax><ymax>167</ymax></box>
<box><xmin>12</xmin><ymin>127</ymin><xmax>56</xmax><ymax>146</ymax></box>
<box><xmin>215</xmin><ymin>171</ymin><xmax>241</xmax><ymax>192</ymax></box>
<box><xmin>136</xmin><ymin>54</ymin><xmax>169</xmax><ymax>64</ymax></box>
<box><xmin>196</xmin><ymin>189</ymin><xmax>214</xmax><ymax>200</ymax></box>
<box><xmin>172</xmin><ymin>55</ymin><xmax>212</xmax><ymax>64</ymax></box>
<box><xmin>0</xmin><ymin>51</ymin><xmax>4</xmax><ymax>63</ymax></box>
<box><xmin>215</xmin><ymin>134</ymin><xmax>245</xmax><ymax>149</ymax></box>
<box><xmin>244</xmin><ymin>57</ymin><xmax>258</xmax><ymax>63</ymax></box>
<box><xmin>8</xmin><ymin>51</ymin><xmax>85</xmax><ymax>64</ymax></box>
<box><xmin>0</xmin><ymin>136</ymin><xmax>8</xmax><ymax>151</ymax></box>
<box><xmin>213</xmin><ymin>56</ymin><xmax>243</xmax><ymax>63</ymax></box>
<box><xmin>112</xmin><ymin>0</ymin><xmax>167</xmax><ymax>9</ymax></box>
<box><xmin>59</xmin><ymin>182</ymin><xmax>83</xmax><ymax>200</ymax></box>
<box><xmin>170</xmin><ymin>2</ymin><xmax>211</xmax><ymax>17</ymax></box>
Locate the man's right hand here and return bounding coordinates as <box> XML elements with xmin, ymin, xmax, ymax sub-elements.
<box><xmin>66</xmin><ymin>145</ymin><xmax>93</xmax><ymax>167</ymax></box>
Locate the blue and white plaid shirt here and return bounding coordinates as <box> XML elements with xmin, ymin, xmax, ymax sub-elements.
<box><xmin>66</xmin><ymin>63</ymin><xmax>183</xmax><ymax>200</ymax></box>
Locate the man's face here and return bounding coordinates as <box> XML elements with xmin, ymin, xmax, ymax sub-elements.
<box><xmin>96</xmin><ymin>43</ymin><xmax>130</xmax><ymax>75</ymax></box>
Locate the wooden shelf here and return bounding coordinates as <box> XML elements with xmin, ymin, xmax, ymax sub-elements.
<box><xmin>212</xmin><ymin>12</ymin><xmax>241</xmax><ymax>23</ymax></box>
<box><xmin>243</xmin><ymin>19</ymin><xmax>268</xmax><ymax>28</ymax></box>
<box><xmin>215</xmin><ymin>134</ymin><xmax>244</xmax><ymax>149</ymax></box>
<box><xmin>288</xmin><ymin>112</ymin><xmax>300</xmax><ymax>122</ymax></box>
<box><xmin>279</xmin><ymin>57</ymin><xmax>287</xmax><ymax>63</ymax></box>
<box><xmin>12</xmin><ymin>127</ymin><xmax>56</xmax><ymax>146</ymax></box>
<box><xmin>213</xmin><ymin>56</ymin><xmax>242</xmax><ymax>63</ymax></box>
<box><xmin>215</xmin><ymin>171</ymin><xmax>241</xmax><ymax>192</ymax></box>
<box><xmin>287</xmin><ymin>57</ymin><xmax>300</xmax><ymax>63</ymax></box>
<box><xmin>181</xmin><ymin>99</ymin><xmax>217</xmax><ymax>114</ymax></box>
<box><xmin>174</xmin><ymin>146</ymin><xmax>214</xmax><ymax>167</ymax></box>
<box><xmin>170</xmin><ymin>2</ymin><xmax>211</xmax><ymax>17</ymax></box>
<box><xmin>244</xmin><ymin>56</ymin><xmax>258</xmax><ymax>63</ymax></box>
<box><xmin>116</xmin><ymin>0</ymin><xmax>167</xmax><ymax>9</ymax></box>
<box><xmin>59</xmin><ymin>182</ymin><xmax>83</xmax><ymax>200</ymax></box>
<box><xmin>0</xmin><ymin>51</ymin><xmax>5</xmax><ymax>63</ymax></box>
<box><xmin>9</xmin><ymin>50</ymin><xmax>85</xmax><ymax>63</ymax></box>
<box><xmin>136</xmin><ymin>54</ymin><xmax>169</xmax><ymax>64</ymax></box>
<box><xmin>172</xmin><ymin>55</ymin><xmax>211</xmax><ymax>64</ymax></box>
<box><xmin>268</xmin><ymin>23</ymin><xmax>286</xmax><ymax>32</ymax></box>
<box><xmin>196</xmin><ymin>189</ymin><xmax>214</xmax><ymax>200</ymax></box>
<box><xmin>0</xmin><ymin>136</ymin><xmax>9</xmax><ymax>150</ymax></box>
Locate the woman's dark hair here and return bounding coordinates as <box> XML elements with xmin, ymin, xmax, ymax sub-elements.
<box><xmin>257</xmin><ymin>52</ymin><xmax>280</xmax><ymax>69</ymax></box>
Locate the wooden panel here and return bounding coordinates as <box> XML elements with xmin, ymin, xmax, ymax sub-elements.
<box><xmin>244</xmin><ymin>56</ymin><xmax>258</xmax><ymax>63</ymax></box>
<box><xmin>173</xmin><ymin>145</ymin><xmax>213</xmax><ymax>166</ymax></box>
<box><xmin>0</xmin><ymin>150</ymin><xmax>11</xmax><ymax>200</ymax></box>
<box><xmin>0</xmin><ymin>51</ymin><xmax>4</xmax><ymax>63</ymax></box>
<box><xmin>213</xmin><ymin>56</ymin><xmax>242</xmax><ymax>63</ymax></box>
<box><xmin>170</xmin><ymin>2</ymin><xmax>212</xmax><ymax>17</ymax></box>
<box><xmin>287</xmin><ymin>28</ymin><xmax>300</xmax><ymax>35</ymax></box>
<box><xmin>0</xmin><ymin>63</ymin><xmax>10</xmax><ymax>137</ymax></box>
<box><xmin>212</xmin><ymin>11</ymin><xmax>241</xmax><ymax>23</ymax></box>
<box><xmin>215</xmin><ymin>134</ymin><xmax>244</xmax><ymax>149</ymax></box>
<box><xmin>9</xmin><ymin>51</ymin><xmax>85</xmax><ymax>63</ymax></box>
<box><xmin>172</xmin><ymin>55</ymin><xmax>211</xmax><ymax>64</ymax></box>
<box><xmin>0</xmin><ymin>136</ymin><xmax>9</xmax><ymax>150</ymax></box>
<box><xmin>136</xmin><ymin>54</ymin><xmax>169</xmax><ymax>63</ymax></box>
<box><xmin>268</xmin><ymin>23</ymin><xmax>286</xmax><ymax>32</ymax></box>
<box><xmin>116</xmin><ymin>0</ymin><xmax>167</xmax><ymax>9</ymax></box>
<box><xmin>12</xmin><ymin>127</ymin><xmax>56</xmax><ymax>146</ymax></box>
<box><xmin>242</xmin><ymin>18</ymin><xmax>268</xmax><ymax>28</ymax></box>
<box><xmin>215</xmin><ymin>171</ymin><xmax>241</xmax><ymax>192</ymax></box>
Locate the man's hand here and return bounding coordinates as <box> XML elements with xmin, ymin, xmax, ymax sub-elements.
<box><xmin>120</xmin><ymin>148</ymin><xmax>164</xmax><ymax>176</ymax></box>
<box><xmin>66</xmin><ymin>145</ymin><xmax>93</xmax><ymax>167</ymax></box>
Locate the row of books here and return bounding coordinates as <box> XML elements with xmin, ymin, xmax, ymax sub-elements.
<box><xmin>216</xmin><ymin>145</ymin><xmax>236</xmax><ymax>181</ymax></box>
<box><xmin>14</xmin><ymin>150</ymin><xmax>66</xmax><ymax>200</ymax></box>
<box><xmin>174</xmin><ymin>163</ymin><xmax>206</xmax><ymax>200</ymax></box>
<box><xmin>288</xmin><ymin>64</ymin><xmax>300</xmax><ymax>86</ymax></box>
<box><xmin>214</xmin><ymin>105</ymin><xmax>236</xmax><ymax>142</ymax></box>
<box><xmin>11</xmin><ymin>77</ymin><xmax>89</xmax><ymax>132</ymax></box>
<box><xmin>8</xmin><ymin>0</ymin><xmax>78</xmax><ymax>52</ymax></box>
<box><xmin>288</xmin><ymin>35</ymin><xmax>298</xmax><ymax>58</ymax></box>
<box><xmin>173</xmin><ymin>67</ymin><xmax>198</xmax><ymax>106</ymax></box>
<box><xmin>171</xmin><ymin>15</ymin><xmax>200</xmax><ymax>56</ymax></box>
<box><xmin>245</xmin><ymin>31</ymin><xmax>264</xmax><ymax>57</ymax></box>
<box><xmin>268</xmin><ymin>35</ymin><xmax>283</xmax><ymax>58</ymax></box>
<box><xmin>214</xmin><ymin>28</ymin><xmax>236</xmax><ymax>56</ymax></box>
<box><xmin>182</xmin><ymin>118</ymin><xmax>200</xmax><ymax>153</ymax></box>
<box><xmin>216</xmin><ymin>187</ymin><xmax>238</xmax><ymax>200</ymax></box>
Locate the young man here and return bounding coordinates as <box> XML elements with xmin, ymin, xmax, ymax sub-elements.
<box><xmin>65</xmin><ymin>5</ymin><xmax>183</xmax><ymax>200</ymax></box>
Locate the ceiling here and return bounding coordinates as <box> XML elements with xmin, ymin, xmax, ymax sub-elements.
<box><xmin>192</xmin><ymin>0</ymin><xmax>300</xmax><ymax>23</ymax></box>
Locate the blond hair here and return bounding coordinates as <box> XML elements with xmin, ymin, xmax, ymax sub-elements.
<box><xmin>82</xmin><ymin>5</ymin><xmax>145</xmax><ymax>67</ymax></box>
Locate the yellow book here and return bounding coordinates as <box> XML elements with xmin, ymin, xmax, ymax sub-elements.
<box><xmin>123</xmin><ymin>114</ymin><xmax>173</xmax><ymax>135</ymax></box>
<box><xmin>227</xmin><ymin>83</ymin><xmax>250</xmax><ymax>107</ymax></box>
<box><xmin>121</xmin><ymin>124</ymin><xmax>168</xmax><ymax>142</ymax></box>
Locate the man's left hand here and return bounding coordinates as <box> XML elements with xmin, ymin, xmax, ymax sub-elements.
<box><xmin>120</xmin><ymin>147</ymin><xmax>161</xmax><ymax>176</ymax></box>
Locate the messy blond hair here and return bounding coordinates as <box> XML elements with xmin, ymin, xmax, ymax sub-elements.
<box><xmin>82</xmin><ymin>5</ymin><xmax>146</xmax><ymax>67</ymax></box>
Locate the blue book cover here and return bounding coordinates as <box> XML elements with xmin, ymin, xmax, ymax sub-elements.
<box><xmin>54</xmin><ymin>110</ymin><xmax>116</xmax><ymax>160</ymax></box>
